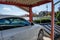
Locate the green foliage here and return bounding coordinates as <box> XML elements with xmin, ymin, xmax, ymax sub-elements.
<box><xmin>33</xmin><ymin>18</ymin><xmax>51</xmax><ymax>23</ymax></box>
<box><xmin>56</xmin><ymin>11</ymin><xmax>60</xmax><ymax>21</ymax></box>
<box><xmin>40</xmin><ymin>18</ymin><xmax>51</xmax><ymax>23</ymax></box>
<box><xmin>56</xmin><ymin>22</ymin><xmax>60</xmax><ymax>26</ymax></box>
<box><xmin>33</xmin><ymin>20</ymin><xmax>40</xmax><ymax>24</ymax></box>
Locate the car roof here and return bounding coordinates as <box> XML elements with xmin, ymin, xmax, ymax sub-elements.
<box><xmin>0</xmin><ymin>16</ymin><xmax>23</xmax><ymax>19</ymax></box>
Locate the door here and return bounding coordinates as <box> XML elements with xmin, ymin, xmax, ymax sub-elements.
<box><xmin>0</xmin><ymin>19</ymin><xmax>9</xmax><ymax>40</ymax></box>
<box><xmin>0</xmin><ymin>31</ymin><xmax>2</xmax><ymax>40</ymax></box>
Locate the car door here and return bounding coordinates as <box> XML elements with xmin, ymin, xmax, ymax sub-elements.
<box><xmin>0</xmin><ymin>31</ymin><xmax>2</xmax><ymax>40</ymax></box>
<box><xmin>1</xmin><ymin>17</ymin><xmax>37</xmax><ymax>40</ymax></box>
<box><xmin>0</xmin><ymin>19</ymin><xmax>11</xmax><ymax>40</ymax></box>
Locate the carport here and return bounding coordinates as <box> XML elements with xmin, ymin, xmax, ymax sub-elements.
<box><xmin>0</xmin><ymin>0</ymin><xmax>54</xmax><ymax>40</ymax></box>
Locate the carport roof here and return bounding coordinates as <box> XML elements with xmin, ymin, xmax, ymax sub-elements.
<box><xmin>0</xmin><ymin>0</ymin><xmax>52</xmax><ymax>12</ymax></box>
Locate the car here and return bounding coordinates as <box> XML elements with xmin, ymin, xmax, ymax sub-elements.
<box><xmin>0</xmin><ymin>16</ymin><xmax>44</xmax><ymax>40</ymax></box>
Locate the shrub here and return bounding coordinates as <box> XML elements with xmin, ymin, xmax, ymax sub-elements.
<box><xmin>33</xmin><ymin>20</ymin><xmax>40</xmax><ymax>24</ymax></box>
<box><xmin>56</xmin><ymin>22</ymin><xmax>60</xmax><ymax>26</ymax></box>
<box><xmin>33</xmin><ymin>18</ymin><xmax>51</xmax><ymax>23</ymax></box>
<box><xmin>40</xmin><ymin>18</ymin><xmax>51</xmax><ymax>23</ymax></box>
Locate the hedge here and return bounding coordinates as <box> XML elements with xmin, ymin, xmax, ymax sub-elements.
<box><xmin>33</xmin><ymin>18</ymin><xmax>51</xmax><ymax>23</ymax></box>
<box><xmin>56</xmin><ymin>22</ymin><xmax>60</xmax><ymax>26</ymax></box>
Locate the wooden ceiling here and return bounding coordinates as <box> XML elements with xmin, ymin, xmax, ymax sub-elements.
<box><xmin>0</xmin><ymin>0</ymin><xmax>52</xmax><ymax>12</ymax></box>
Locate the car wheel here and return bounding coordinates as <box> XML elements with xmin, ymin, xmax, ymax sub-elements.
<box><xmin>37</xmin><ymin>30</ymin><xmax>44</xmax><ymax>40</ymax></box>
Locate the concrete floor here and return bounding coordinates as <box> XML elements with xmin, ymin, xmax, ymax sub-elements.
<box><xmin>43</xmin><ymin>36</ymin><xmax>51</xmax><ymax>40</ymax></box>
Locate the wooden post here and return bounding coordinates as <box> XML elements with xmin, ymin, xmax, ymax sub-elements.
<box><xmin>29</xmin><ymin>7</ymin><xmax>33</xmax><ymax>23</ymax></box>
<box><xmin>51</xmin><ymin>0</ymin><xmax>54</xmax><ymax>40</ymax></box>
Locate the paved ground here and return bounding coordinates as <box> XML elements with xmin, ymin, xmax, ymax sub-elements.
<box><xmin>40</xmin><ymin>23</ymin><xmax>60</xmax><ymax>40</ymax></box>
<box><xmin>43</xmin><ymin>36</ymin><xmax>51</xmax><ymax>40</ymax></box>
<box><xmin>40</xmin><ymin>23</ymin><xmax>60</xmax><ymax>38</ymax></box>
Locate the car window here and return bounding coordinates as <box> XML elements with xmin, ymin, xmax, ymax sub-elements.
<box><xmin>0</xmin><ymin>18</ymin><xmax>31</xmax><ymax>30</ymax></box>
<box><xmin>10</xmin><ymin>18</ymin><xmax>30</xmax><ymax>26</ymax></box>
<box><xmin>0</xmin><ymin>19</ymin><xmax>10</xmax><ymax>25</ymax></box>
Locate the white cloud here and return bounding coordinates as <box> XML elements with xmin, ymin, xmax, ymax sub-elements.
<box><xmin>1</xmin><ymin>12</ymin><xmax>29</xmax><ymax>16</ymax></box>
<box><xmin>3</xmin><ymin>7</ymin><xmax>11</xmax><ymax>11</ymax></box>
<box><xmin>10</xmin><ymin>12</ymin><xmax>29</xmax><ymax>16</ymax></box>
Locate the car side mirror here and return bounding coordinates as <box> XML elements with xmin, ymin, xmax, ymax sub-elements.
<box><xmin>31</xmin><ymin>22</ymin><xmax>34</xmax><ymax>25</ymax></box>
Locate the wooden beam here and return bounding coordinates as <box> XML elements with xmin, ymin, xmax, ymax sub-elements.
<box><xmin>54</xmin><ymin>1</ymin><xmax>60</xmax><ymax>5</ymax></box>
<box><xmin>17</xmin><ymin>6</ymin><xmax>29</xmax><ymax>12</ymax></box>
<box><xmin>0</xmin><ymin>0</ymin><xmax>51</xmax><ymax>7</ymax></box>
<box><xmin>30</xmin><ymin>0</ymin><xmax>51</xmax><ymax>7</ymax></box>
<box><xmin>51</xmin><ymin>0</ymin><xmax>54</xmax><ymax>40</ymax></box>
<box><xmin>29</xmin><ymin>7</ymin><xmax>33</xmax><ymax>23</ymax></box>
<box><xmin>0</xmin><ymin>1</ymin><xmax>29</xmax><ymax>7</ymax></box>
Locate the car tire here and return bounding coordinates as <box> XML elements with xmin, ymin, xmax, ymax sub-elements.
<box><xmin>37</xmin><ymin>30</ymin><xmax>44</xmax><ymax>40</ymax></box>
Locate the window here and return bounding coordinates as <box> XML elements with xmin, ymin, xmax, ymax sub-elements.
<box><xmin>9</xmin><ymin>18</ymin><xmax>30</xmax><ymax>26</ymax></box>
<box><xmin>0</xmin><ymin>17</ymin><xmax>31</xmax><ymax>30</ymax></box>
<box><xmin>0</xmin><ymin>19</ymin><xmax>10</xmax><ymax>25</ymax></box>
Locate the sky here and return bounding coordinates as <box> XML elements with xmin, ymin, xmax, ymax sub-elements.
<box><xmin>0</xmin><ymin>0</ymin><xmax>60</xmax><ymax>16</ymax></box>
<box><xmin>32</xmin><ymin>0</ymin><xmax>60</xmax><ymax>14</ymax></box>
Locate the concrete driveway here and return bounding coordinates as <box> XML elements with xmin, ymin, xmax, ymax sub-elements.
<box><xmin>43</xmin><ymin>36</ymin><xmax>51</xmax><ymax>40</ymax></box>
